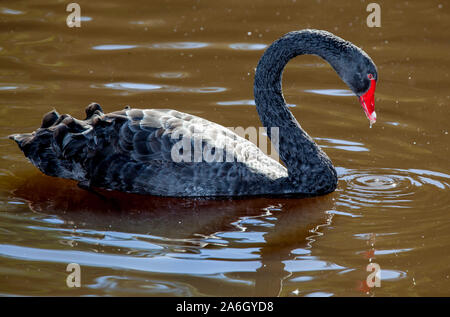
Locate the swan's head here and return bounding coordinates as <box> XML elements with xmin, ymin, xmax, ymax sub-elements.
<box><xmin>358</xmin><ymin>73</ymin><xmax>377</xmax><ymax>125</ymax></box>
<box><xmin>336</xmin><ymin>46</ymin><xmax>378</xmax><ymax>125</ymax></box>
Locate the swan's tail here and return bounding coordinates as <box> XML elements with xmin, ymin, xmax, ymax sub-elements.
<box><xmin>8</xmin><ymin>104</ymin><xmax>103</xmax><ymax>180</ymax></box>
<box><xmin>9</xmin><ymin>128</ymin><xmax>64</xmax><ymax>177</ymax></box>
<box><xmin>9</xmin><ymin>133</ymin><xmax>33</xmax><ymax>148</ymax></box>
<box><xmin>9</xmin><ymin>132</ymin><xmax>39</xmax><ymax>162</ymax></box>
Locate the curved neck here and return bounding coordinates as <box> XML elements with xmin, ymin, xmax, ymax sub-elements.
<box><xmin>254</xmin><ymin>30</ymin><xmax>339</xmax><ymax>185</ymax></box>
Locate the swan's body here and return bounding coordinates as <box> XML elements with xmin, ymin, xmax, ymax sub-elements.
<box><xmin>10</xmin><ymin>29</ymin><xmax>378</xmax><ymax>197</ymax></box>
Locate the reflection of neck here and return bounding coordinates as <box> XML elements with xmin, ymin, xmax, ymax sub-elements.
<box><xmin>254</xmin><ymin>196</ymin><xmax>334</xmax><ymax>296</ymax></box>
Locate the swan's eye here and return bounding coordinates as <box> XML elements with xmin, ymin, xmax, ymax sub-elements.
<box><xmin>367</xmin><ymin>74</ymin><xmax>374</xmax><ymax>80</ymax></box>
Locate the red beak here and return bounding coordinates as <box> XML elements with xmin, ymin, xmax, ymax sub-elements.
<box><xmin>359</xmin><ymin>78</ymin><xmax>377</xmax><ymax>124</ymax></box>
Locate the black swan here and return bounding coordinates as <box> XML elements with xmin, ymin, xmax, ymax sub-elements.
<box><xmin>9</xmin><ymin>29</ymin><xmax>377</xmax><ymax>197</ymax></box>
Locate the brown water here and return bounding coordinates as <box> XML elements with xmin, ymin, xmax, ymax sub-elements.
<box><xmin>0</xmin><ymin>0</ymin><xmax>449</xmax><ymax>296</ymax></box>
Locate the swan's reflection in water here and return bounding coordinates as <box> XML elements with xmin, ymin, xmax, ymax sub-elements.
<box><xmin>13</xmin><ymin>173</ymin><xmax>335</xmax><ymax>296</ymax></box>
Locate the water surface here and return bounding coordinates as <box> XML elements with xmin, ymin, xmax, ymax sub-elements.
<box><xmin>0</xmin><ymin>0</ymin><xmax>449</xmax><ymax>296</ymax></box>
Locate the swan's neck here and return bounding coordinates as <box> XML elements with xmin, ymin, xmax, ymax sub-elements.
<box><xmin>254</xmin><ymin>30</ymin><xmax>339</xmax><ymax>193</ymax></box>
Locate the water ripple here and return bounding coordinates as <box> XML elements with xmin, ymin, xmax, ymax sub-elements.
<box><xmin>92</xmin><ymin>44</ymin><xmax>138</xmax><ymax>51</ymax></box>
<box><xmin>304</xmin><ymin>89</ymin><xmax>354</xmax><ymax>96</ymax></box>
<box><xmin>316</xmin><ymin>137</ymin><xmax>369</xmax><ymax>152</ymax></box>
<box><xmin>91</xmin><ymin>42</ymin><xmax>209</xmax><ymax>51</ymax></box>
<box><xmin>104</xmin><ymin>82</ymin><xmax>161</xmax><ymax>90</ymax></box>
<box><xmin>337</xmin><ymin>167</ymin><xmax>450</xmax><ymax>209</ymax></box>
<box><xmin>229</xmin><ymin>43</ymin><xmax>267</xmax><ymax>51</ymax></box>
<box><xmin>150</xmin><ymin>42</ymin><xmax>209</xmax><ymax>49</ymax></box>
<box><xmin>1</xmin><ymin>8</ymin><xmax>24</xmax><ymax>15</ymax></box>
<box><xmin>92</xmin><ymin>82</ymin><xmax>226</xmax><ymax>94</ymax></box>
<box><xmin>0</xmin><ymin>244</ymin><xmax>260</xmax><ymax>275</ymax></box>
<box><xmin>217</xmin><ymin>99</ymin><xmax>255</xmax><ymax>106</ymax></box>
<box><xmin>153</xmin><ymin>71</ymin><xmax>189</xmax><ymax>79</ymax></box>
